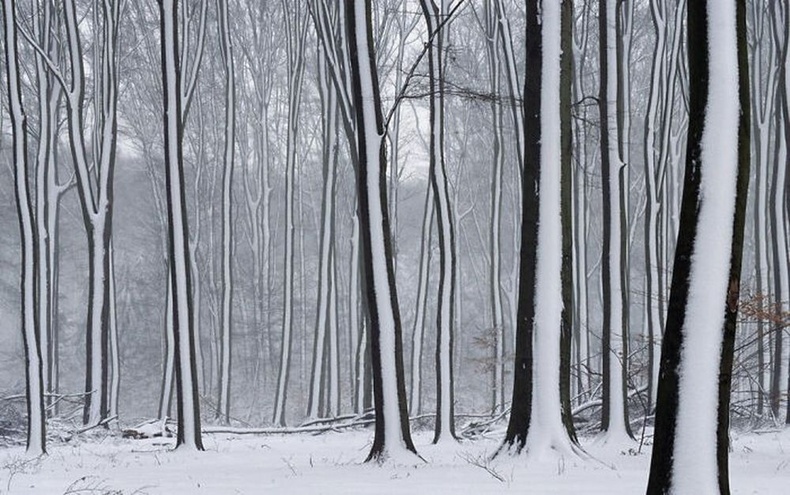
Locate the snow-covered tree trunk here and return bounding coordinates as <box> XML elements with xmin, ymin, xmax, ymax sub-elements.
<box><xmin>748</xmin><ymin>3</ymin><xmax>778</xmax><ymax>415</ymax></box>
<box><xmin>419</xmin><ymin>0</ymin><xmax>458</xmax><ymax>445</ymax></box>
<box><xmin>159</xmin><ymin>277</ymin><xmax>175</xmax><ymax>420</ymax></box>
<box><xmin>571</xmin><ymin>4</ymin><xmax>592</xmax><ymax>398</ymax></box>
<box><xmin>216</xmin><ymin>0</ymin><xmax>236</xmax><ymax>425</ymax></box>
<box><xmin>499</xmin><ymin>0</ymin><xmax>578</xmax><ymax>457</ymax></box>
<box><xmin>643</xmin><ymin>0</ymin><xmax>668</xmax><ymax>409</ymax></box>
<box><xmin>108</xmin><ymin>246</ymin><xmax>120</xmax><ymax>423</ymax></box>
<box><xmin>598</xmin><ymin>0</ymin><xmax>632</xmax><ymax>442</ymax></box>
<box><xmin>388</xmin><ymin>1</ymin><xmax>414</xmax><ymax>273</ymax></box>
<box><xmin>273</xmin><ymin>1</ymin><xmax>307</xmax><ymax>427</ymax></box>
<box><xmin>30</xmin><ymin>0</ymin><xmax>61</xmax><ymax>413</ymax></box>
<box><xmin>345</xmin><ymin>0</ymin><xmax>417</xmax><ymax>462</ymax></box>
<box><xmin>308</xmin><ymin>46</ymin><xmax>340</xmax><ymax>419</ymax></box>
<box><xmin>2</xmin><ymin>0</ymin><xmax>46</xmax><ymax>456</ymax></box>
<box><xmin>493</xmin><ymin>0</ymin><xmax>524</xmax><ymax>173</ymax></box>
<box><xmin>484</xmin><ymin>0</ymin><xmax>506</xmax><ymax>415</ymax></box>
<box><xmin>769</xmin><ymin>101</ymin><xmax>788</xmax><ymax>419</ymax></box>
<box><xmin>770</xmin><ymin>1</ymin><xmax>790</xmax><ymax>422</ymax></box>
<box><xmin>558</xmin><ymin>0</ymin><xmax>576</xmax><ymax>441</ymax></box>
<box><xmin>773</xmin><ymin>0</ymin><xmax>790</xmax><ymax>426</ymax></box>
<box><xmin>646</xmin><ymin>0</ymin><xmax>750</xmax><ymax>490</ymax></box>
<box><xmin>350</xmin><ymin>211</ymin><xmax>371</xmax><ymax>414</ymax></box>
<box><xmin>409</xmin><ymin>186</ymin><xmax>433</xmax><ymax>417</ymax></box>
<box><xmin>53</xmin><ymin>0</ymin><xmax>121</xmax><ymax>428</ymax></box>
<box><xmin>159</xmin><ymin>0</ymin><xmax>204</xmax><ymax>450</ymax></box>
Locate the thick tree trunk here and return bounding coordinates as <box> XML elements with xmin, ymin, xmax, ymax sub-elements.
<box><xmin>646</xmin><ymin>0</ymin><xmax>749</xmax><ymax>491</ymax></box>
<box><xmin>500</xmin><ymin>0</ymin><xmax>577</xmax><ymax>457</ymax></box>
<box><xmin>345</xmin><ymin>0</ymin><xmax>417</xmax><ymax>462</ymax></box>
<box><xmin>160</xmin><ymin>0</ymin><xmax>204</xmax><ymax>450</ymax></box>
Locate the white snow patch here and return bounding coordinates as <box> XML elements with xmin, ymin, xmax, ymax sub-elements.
<box><xmin>1</xmin><ymin>430</ymin><xmax>787</xmax><ymax>494</ymax></box>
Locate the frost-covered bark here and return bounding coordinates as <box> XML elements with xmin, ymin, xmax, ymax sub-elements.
<box><xmin>159</xmin><ymin>0</ymin><xmax>204</xmax><ymax>450</ymax></box>
<box><xmin>345</xmin><ymin>0</ymin><xmax>417</xmax><ymax>462</ymax></box>
<box><xmin>2</xmin><ymin>0</ymin><xmax>46</xmax><ymax>456</ymax></box>
<box><xmin>646</xmin><ymin>0</ymin><xmax>750</xmax><ymax>491</ymax></box>
<box><xmin>499</xmin><ymin>0</ymin><xmax>578</xmax><ymax>458</ymax></box>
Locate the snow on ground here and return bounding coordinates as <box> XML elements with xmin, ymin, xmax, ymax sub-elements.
<box><xmin>0</xmin><ymin>428</ymin><xmax>787</xmax><ymax>494</ymax></box>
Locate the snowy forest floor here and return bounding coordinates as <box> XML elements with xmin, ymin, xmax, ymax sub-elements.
<box><xmin>0</xmin><ymin>428</ymin><xmax>788</xmax><ymax>494</ymax></box>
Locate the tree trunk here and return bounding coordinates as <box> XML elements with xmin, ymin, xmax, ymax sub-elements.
<box><xmin>2</xmin><ymin>0</ymin><xmax>47</xmax><ymax>455</ymax></box>
<box><xmin>345</xmin><ymin>0</ymin><xmax>417</xmax><ymax>462</ymax></box>
<box><xmin>273</xmin><ymin>1</ymin><xmax>307</xmax><ymax>427</ymax></box>
<box><xmin>499</xmin><ymin>0</ymin><xmax>577</xmax><ymax>457</ymax></box>
<box><xmin>598</xmin><ymin>0</ymin><xmax>632</xmax><ymax>442</ymax></box>
<box><xmin>419</xmin><ymin>0</ymin><xmax>457</xmax><ymax>445</ymax></box>
<box><xmin>160</xmin><ymin>0</ymin><xmax>204</xmax><ymax>450</ymax></box>
<box><xmin>646</xmin><ymin>0</ymin><xmax>749</xmax><ymax>490</ymax></box>
<box><xmin>216</xmin><ymin>0</ymin><xmax>236</xmax><ymax>425</ymax></box>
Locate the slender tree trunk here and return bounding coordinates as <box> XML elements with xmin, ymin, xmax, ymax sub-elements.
<box><xmin>571</xmin><ymin>4</ymin><xmax>592</xmax><ymax>398</ymax></box>
<box><xmin>309</xmin><ymin>48</ymin><xmax>340</xmax><ymax>418</ymax></box>
<box><xmin>420</xmin><ymin>0</ymin><xmax>457</xmax><ymax>444</ymax></box>
<box><xmin>598</xmin><ymin>0</ymin><xmax>632</xmax><ymax>441</ymax></box>
<box><xmin>409</xmin><ymin>187</ymin><xmax>433</xmax><ymax>416</ymax></box>
<box><xmin>159</xmin><ymin>271</ymin><xmax>175</xmax><ymax>420</ymax></box>
<box><xmin>484</xmin><ymin>0</ymin><xmax>506</xmax><ymax>415</ymax></box>
<box><xmin>2</xmin><ymin>0</ymin><xmax>46</xmax><ymax>455</ymax></box>
<box><xmin>108</xmin><ymin>245</ymin><xmax>120</xmax><ymax>424</ymax></box>
<box><xmin>559</xmin><ymin>0</ymin><xmax>576</xmax><ymax>442</ymax></box>
<box><xmin>216</xmin><ymin>0</ymin><xmax>236</xmax><ymax>425</ymax></box>
<box><xmin>273</xmin><ymin>1</ymin><xmax>307</xmax><ymax>427</ymax></box>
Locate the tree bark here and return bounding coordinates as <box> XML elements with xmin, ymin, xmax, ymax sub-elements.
<box><xmin>345</xmin><ymin>0</ymin><xmax>417</xmax><ymax>462</ymax></box>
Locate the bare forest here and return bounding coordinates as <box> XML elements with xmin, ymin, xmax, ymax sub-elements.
<box><xmin>0</xmin><ymin>0</ymin><xmax>787</xmax><ymax>493</ymax></box>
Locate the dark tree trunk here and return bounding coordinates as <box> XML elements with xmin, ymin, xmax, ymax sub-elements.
<box><xmin>559</xmin><ymin>0</ymin><xmax>577</xmax><ymax>443</ymax></box>
<box><xmin>499</xmin><ymin>0</ymin><xmax>540</xmax><ymax>453</ymax></box>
